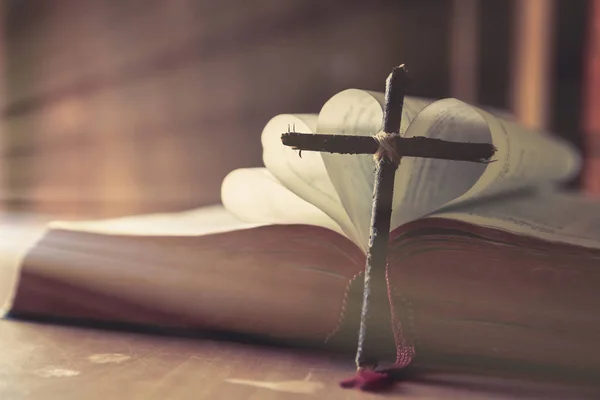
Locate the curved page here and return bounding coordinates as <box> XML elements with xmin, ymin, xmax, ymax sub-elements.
<box><xmin>49</xmin><ymin>204</ymin><xmax>260</xmax><ymax>236</ymax></box>
<box><xmin>315</xmin><ymin>90</ymin><xmax>581</xmax><ymax>247</ymax></box>
<box><xmin>398</xmin><ymin>99</ymin><xmax>580</xmax><ymax>220</ymax></box>
<box><xmin>222</xmin><ymin>167</ymin><xmax>345</xmax><ymax>236</ymax></box>
<box><xmin>444</xmin><ymin>106</ymin><xmax>581</xmax><ymax>204</ymax></box>
<box><xmin>316</xmin><ymin>90</ymin><xmax>432</xmax><ymax>249</ymax></box>
<box><xmin>430</xmin><ymin>190</ymin><xmax>600</xmax><ymax>250</ymax></box>
<box><xmin>392</xmin><ymin>98</ymin><xmax>492</xmax><ymax>226</ymax></box>
<box><xmin>260</xmin><ymin>114</ymin><xmax>358</xmax><ymax>243</ymax></box>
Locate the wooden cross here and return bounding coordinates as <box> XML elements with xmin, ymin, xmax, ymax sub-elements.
<box><xmin>281</xmin><ymin>65</ymin><xmax>496</xmax><ymax>375</ymax></box>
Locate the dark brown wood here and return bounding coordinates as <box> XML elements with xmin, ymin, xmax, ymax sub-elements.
<box><xmin>355</xmin><ymin>65</ymin><xmax>409</xmax><ymax>370</ymax></box>
<box><xmin>281</xmin><ymin>133</ymin><xmax>496</xmax><ymax>163</ymax></box>
<box><xmin>355</xmin><ymin>157</ymin><xmax>398</xmax><ymax>370</ymax></box>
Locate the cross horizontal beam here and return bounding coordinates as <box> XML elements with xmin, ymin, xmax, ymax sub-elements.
<box><xmin>281</xmin><ymin>132</ymin><xmax>496</xmax><ymax>163</ymax></box>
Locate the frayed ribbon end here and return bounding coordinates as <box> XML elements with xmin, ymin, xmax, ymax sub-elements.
<box><xmin>339</xmin><ymin>370</ymin><xmax>396</xmax><ymax>392</ymax></box>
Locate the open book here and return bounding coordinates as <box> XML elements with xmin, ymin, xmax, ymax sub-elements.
<box><xmin>2</xmin><ymin>89</ymin><xmax>600</xmax><ymax>378</ymax></box>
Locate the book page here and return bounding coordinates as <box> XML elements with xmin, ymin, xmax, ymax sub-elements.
<box><xmin>224</xmin><ymin>90</ymin><xmax>580</xmax><ymax>252</ymax></box>
<box><xmin>391</xmin><ymin>99</ymin><xmax>493</xmax><ymax>226</ymax></box>
<box><xmin>261</xmin><ymin>114</ymin><xmax>360</xmax><ymax>244</ymax></box>
<box><xmin>314</xmin><ymin>91</ymin><xmax>581</xmax><ymax>246</ymax></box>
<box><xmin>48</xmin><ymin>204</ymin><xmax>260</xmax><ymax>236</ymax></box>
<box><xmin>51</xmin><ymin>114</ymin><xmax>348</xmax><ymax>238</ymax></box>
<box><xmin>444</xmin><ymin>106</ymin><xmax>581</xmax><ymax>204</ymax></box>
<box><xmin>0</xmin><ymin>215</ymin><xmax>50</xmax><ymax>315</ymax></box>
<box><xmin>316</xmin><ymin>90</ymin><xmax>433</xmax><ymax>248</ymax></box>
<box><xmin>221</xmin><ymin>167</ymin><xmax>346</xmax><ymax>236</ymax></box>
<box><xmin>390</xmin><ymin>98</ymin><xmax>580</xmax><ymax>226</ymax></box>
<box><xmin>430</xmin><ymin>189</ymin><xmax>600</xmax><ymax>250</ymax></box>
<box><xmin>2</xmin><ymin>178</ymin><xmax>348</xmax><ymax>314</ymax></box>
<box><xmin>10</xmin><ymin>219</ymin><xmax>365</xmax><ymax>345</ymax></box>
<box><xmin>51</xmin><ymin>169</ymin><xmax>345</xmax><ymax>238</ymax></box>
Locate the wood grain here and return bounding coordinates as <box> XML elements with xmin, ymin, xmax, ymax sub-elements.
<box><xmin>1</xmin><ymin>318</ymin><xmax>599</xmax><ymax>399</ymax></box>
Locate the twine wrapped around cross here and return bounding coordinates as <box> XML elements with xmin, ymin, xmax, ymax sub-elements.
<box><xmin>281</xmin><ymin>65</ymin><xmax>496</xmax><ymax>391</ymax></box>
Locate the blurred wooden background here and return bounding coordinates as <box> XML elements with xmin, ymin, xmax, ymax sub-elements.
<box><xmin>0</xmin><ymin>0</ymin><xmax>594</xmax><ymax>218</ymax></box>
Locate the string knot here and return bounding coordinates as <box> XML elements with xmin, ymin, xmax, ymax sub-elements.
<box><xmin>373</xmin><ymin>131</ymin><xmax>401</xmax><ymax>165</ymax></box>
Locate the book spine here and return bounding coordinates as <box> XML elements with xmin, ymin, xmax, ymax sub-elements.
<box><xmin>0</xmin><ymin>1</ymin><xmax>5</xmax><ymax>212</ymax></box>
<box><xmin>510</xmin><ymin>0</ymin><xmax>555</xmax><ymax>130</ymax></box>
<box><xmin>449</xmin><ymin>0</ymin><xmax>479</xmax><ymax>104</ymax></box>
<box><xmin>583</xmin><ymin>0</ymin><xmax>600</xmax><ymax>194</ymax></box>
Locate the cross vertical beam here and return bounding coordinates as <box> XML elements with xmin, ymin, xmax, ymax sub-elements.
<box><xmin>280</xmin><ymin>65</ymin><xmax>496</xmax><ymax>388</ymax></box>
<box><xmin>355</xmin><ymin>65</ymin><xmax>408</xmax><ymax>369</ymax></box>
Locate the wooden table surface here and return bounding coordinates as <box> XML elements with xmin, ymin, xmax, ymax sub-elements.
<box><xmin>1</xmin><ymin>318</ymin><xmax>599</xmax><ymax>400</ymax></box>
